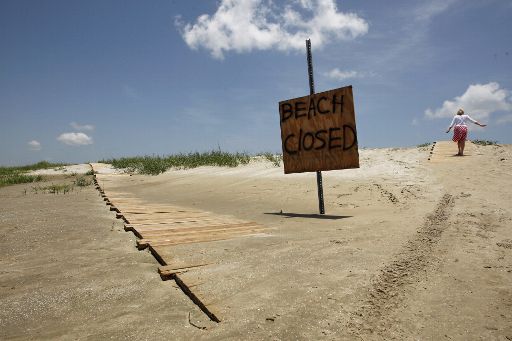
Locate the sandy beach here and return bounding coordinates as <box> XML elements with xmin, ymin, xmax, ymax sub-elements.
<box><xmin>1</xmin><ymin>141</ymin><xmax>511</xmax><ymax>340</ymax></box>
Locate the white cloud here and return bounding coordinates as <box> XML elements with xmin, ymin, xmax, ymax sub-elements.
<box><xmin>177</xmin><ymin>0</ymin><xmax>369</xmax><ymax>59</ymax></box>
<box><xmin>325</xmin><ymin>68</ymin><xmax>359</xmax><ymax>81</ymax></box>
<box><xmin>27</xmin><ymin>140</ymin><xmax>41</xmax><ymax>151</ymax></box>
<box><xmin>70</xmin><ymin>122</ymin><xmax>95</xmax><ymax>131</ymax></box>
<box><xmin>359</xmin><ymin>1</ymin><xmax>458</xmax><ymax>77</ymax></box>
<box><xmin>425</xmin><ymin>82</ymin><xmax>512</xmax><ymax>120</ymax></box>
<box><xmin>414</xmin><ymin>0</ymin><xmax>458</xmax><ymax>22</ymax></box>
<box><xmin>57</xmin><ymin>132</ymin><xmax>93</xmax><ymax>146</ymax></box>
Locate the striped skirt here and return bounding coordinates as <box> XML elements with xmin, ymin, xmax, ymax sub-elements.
<box><xmin>452</xmin><ymin>125</ymin><xmax>468</xmax><ymax>142</ymax></box>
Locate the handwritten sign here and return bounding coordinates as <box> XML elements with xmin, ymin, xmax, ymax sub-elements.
<box><xmin>279</xmin><ymin>86</ymin><xmax>359</xmax><ymax>174</ymax></box>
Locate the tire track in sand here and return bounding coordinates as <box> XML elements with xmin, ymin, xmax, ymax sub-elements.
<box><xmin>347</xmin><ymin>193</ymin><xmax>455</xmax><ymax>339</ymax></box>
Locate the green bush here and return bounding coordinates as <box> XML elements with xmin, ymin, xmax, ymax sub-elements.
<box><xmin>74</xmin><ymin>176</ymin><xmax>92</xmax><ymax>187</ymax></box>
<box><xmin>0</xmin><ymin>161</ymin><xmax>59</xmax><ymax>187</ymax></box>
<box><xmin>0</xmin><ymin>173</ymin><xmax>43</xmax><ymax>187</ymax></box>
<box><xmin>257</xmin><ymin>152</ymin><xmax>282</xmax><ymax>167</ymax></box>
<box><xmin>32</xmin><ymin>183</ymin><xmax>73</xmax><ymax>194</ymax></box>
<box><xmin>472</xmin><ymin>139</ymin><xmax>498</xmax><ymax>146</ymax></box>
<box><xmin>100</xmin><ymin>150</ymin><xmax>251</xmax><ymax>175</ymax></box>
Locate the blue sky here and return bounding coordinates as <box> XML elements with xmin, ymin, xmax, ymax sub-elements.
<box><xmin>1</xmin><ymin>0</ymin><xmax>511</xmax><ymax>166</ymax></box>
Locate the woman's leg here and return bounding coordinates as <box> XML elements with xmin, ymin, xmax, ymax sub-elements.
<box><xmin>460</xmin><ymin>139</ymin><xmax>466</xmax><ymax>156</ymax></box>
<box><xmin>457</xmin><ymin>140</ymin><xmax>462</xmax><ymax>155</ymax></box>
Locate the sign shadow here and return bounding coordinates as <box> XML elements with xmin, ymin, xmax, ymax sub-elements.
<box><xmin>265</xmin><ymin>212</ymin><xmax>352</xmax><ymax>220</ymax></box>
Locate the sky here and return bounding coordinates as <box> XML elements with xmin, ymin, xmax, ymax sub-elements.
<box><xmin>1</xmin><ymin>0</ymin><xmax>511</xmax><ymax>166</ymax></box>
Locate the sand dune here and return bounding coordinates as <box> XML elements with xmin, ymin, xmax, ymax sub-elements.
<box><xmin>2</xmin><ymin>141</ymin><xmax>511</xmax><ymax>340</ymax></box>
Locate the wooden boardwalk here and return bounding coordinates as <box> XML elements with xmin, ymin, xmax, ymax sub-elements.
<box><xmin>90</xmin><ymin>163</ymin><xmax>267</xmax><ymax>321</ymax></box>
<box><xmin>89</xmin><ymin>142</ymin><xmax>480</xmax><ymax>322</ymax></box>
<box><xmin>428</xmin><ymin>140</ymin><xmax>477</xmax><ymax>163</ymax></box>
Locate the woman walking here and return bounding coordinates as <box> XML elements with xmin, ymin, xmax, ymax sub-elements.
<box><xmin>446</xmin><ymin>108</ymin><xmax>487</xmax><ymax>156</ymax></box>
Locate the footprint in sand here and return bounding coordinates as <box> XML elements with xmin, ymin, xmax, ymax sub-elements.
<box><xmin>496</xmin><ymin>239</ymin><xmax>512</xmax><ymax>249</ymax></box>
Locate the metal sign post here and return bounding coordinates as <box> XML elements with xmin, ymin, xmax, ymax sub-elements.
<box><xmin>306</xmin><ymin>39</ymin><xmax>325</xmax><ymax>215</ymax></box>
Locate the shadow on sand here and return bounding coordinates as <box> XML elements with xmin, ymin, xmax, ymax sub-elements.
<box><xmin>264</xmin><ymin>212</ymin><xmax>352</xmax><ymax>220</ymax></box>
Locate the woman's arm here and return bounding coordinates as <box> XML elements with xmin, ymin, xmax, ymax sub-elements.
<box><xmin>467</xmin><ymin>115</ymin><xmax>487</xmax><ymax>127</ymax></box>
<box><xmin>446</xmin><ymin>116</ymin><xmax>456</xmax><ymax>133</ymax></box>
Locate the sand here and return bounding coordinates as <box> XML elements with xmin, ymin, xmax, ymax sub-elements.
<box><xmin>1</xmin><ymin>141</ymin><xmax>511</xmax><ymax>340</ymax></box>
<box><xmin>28</xmin><ymin>164</ymin><xmax>93</xmax><ymax>176</ymax></box>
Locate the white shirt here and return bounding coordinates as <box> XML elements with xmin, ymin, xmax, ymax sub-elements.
<box><xmin>449</xmin><ymin>114</ymin><xmax>477</xmax><ymax>128</ymax></box>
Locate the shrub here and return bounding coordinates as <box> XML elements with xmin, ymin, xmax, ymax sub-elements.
<box><xmin>74</xmin><ymin>176</ymin><xmax>92</xmax><ymax>187</ymax></box>
<box><xmin>472</xmin><ymin>139</ymin><xmax>498</xmax><ymax>146</ymax></box>
<box><xmin>258</xmin><ymin>152</ymin><xmax>282</xmax><ymax>167</ymax></box>
<box><xmin>0</xmin><ymin>173</ymin><xmax>43</xmax><ymax>187</ymax></box>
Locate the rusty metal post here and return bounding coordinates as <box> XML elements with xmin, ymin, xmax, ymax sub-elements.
<box><xmin>306</xmin><ymin>39</ymin><xmax>325</xmax><ymax>215</ymax></box>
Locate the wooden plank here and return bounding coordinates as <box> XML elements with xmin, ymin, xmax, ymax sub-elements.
<box><xmin>138</xmin><ymin>222</ymin><xmax>261</xmax><ymax>234</ymax></box>
<box><xmin>138</xmin><ymin>228</ymin><xmax>265</xmax><ymax>248</ymax></box>
<box><xmin>108</xmin><ymin>198</ymin><xmax>140</xmax><ymax>203</ymax></box>
<box><xmin>279</xmin><ymin>86</ymin><xmax>359</xmax><ymax>174</ymax></box>
<box><xmin>117</xmin><ymin>209</ymin><xmax>206</xmax><ymax>215</ymax></box>
<box><xmin>110</xmin><ymin>203</ymin><xmax>201</xmax><ymax>209</ymax></box>
<box><xmin>140</xmin><ymin>232</ymin><xmax>260</xmax><ymax>248</ymax></box>
<box><xmin>429</xmin><ymin>140</ymin><xmax>477</xmax><ymax>163</ymax></box>
<box><xmin>158</xmin><ymin>263</ymin><xmax>212</xmax><ymax>276</ymax></box>
<box><xmin>121</xmin><ymin>212</ymin><xmax>214</xmax><ymax>219</ymax></box>
<box><xmin>121</xmin><ymin>216</ymin><xmax>217</xmax><ymax>223</ymax></box>
<box><xmin>124</xmin><ymin>216</ymin><xmax>242</xmax><ymax>224</ymax></box>
<box><xmin>138</xmin><ymin>236</ymin><xmax>231</xmax><ymax>248</ymax></box>
<box><xmin>123</xmin><ymin>215</ymin><xmax>225</xmax><ymax>222</ymax></box>
<box><xmin>141</xmin><ymin>227</ymin><xmax>264</xmax><ymax>242</ymax></box>
<box><xmin>172</xmin><ymin>273</ymin><xmax>220</xmax><ymax>322</ymax></box>
<box><xmin>126</xmin><ymin>221</ymin><xmax>258</xmax><ymax>232</ymax></box>
<box><xmin>139</xmin><ymin>225</ymin><xmax>265</xmax><ymax>238</ymax></box>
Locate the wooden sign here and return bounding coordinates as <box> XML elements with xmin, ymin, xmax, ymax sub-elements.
<box><xmin>279</xmin><ymin>85</ymin><xmax>359</xmax><ymax>174</ymax></box>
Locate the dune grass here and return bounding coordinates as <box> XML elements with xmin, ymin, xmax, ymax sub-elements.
<box><xmin>28</xmin><ymin>175</ymin><xmax>92</xmax><ymax>194</ymax></box>
<box><xmin>73</xmin><ymin>176</ymin><xmax>92</xmax><ymax>187</ymax></box>
<box><xmin>100</xmin><ymin>151</ymin><xmax>252</xmax><ymax>175</ymax></box>
<box><xmin>0</xmin><ymin>161</ymin><xmax>65</xmax><ymax>187</ymax></box>
<box><xmin>0</xmin><ymin>161</ymin><xmax>66</xmax><ymax>173</ymax></box>
<box><xmin>472</xmin><ymin>139</ymin><xmax>498</xmax><ymax>146</ymax></box>
<box><xmin>32</xmin><ymin>183</ymin><xmax>74</xmax><ymax>194</ymax></box>
<box><xmin>0</xmin><ymin>173</ymin><xmax>43</xmax><ymax>187</ymax></box>
<box><xmin>257</xmin><ymin>152</ymin><xmax>283</xmax><ymax>167</ymax></box>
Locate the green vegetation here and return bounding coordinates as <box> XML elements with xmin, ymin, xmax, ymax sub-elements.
<box><xmin>32</xmin><ymin>183</ymin><xmax>73</xmax><ymax>194</ymax></box>
<box><xmin>257</xmin><ymin>152</ymin><xmax>283</xmax><ymax>167</ymax></box>
<box><xmin>0</xmin><ymin>161</ymin><xmax>64</xmax><ymax>187</ymax></box>
<box><xmin>1</xmin><ymin>161</ymin><xmax>66</xmax><ymax>173</ymax></box>
<box><xmin>472</xmin><ymin>139</ymin><xmax>498</xmax><ymax>146</ymax></box>
<box><xmin>30</xmin><ymin>175</ymin><xmax>92</xmax><ymax>194</ymax></box>
<box><xmin>74</xmin><ymin>176</ymin><xmax>92</xmax><ymax>187</ymax></box>
<box><xmin>100</xmin><ymin>151</ymin><xmax>252</xmax><ymax>175</ymax></box>
<box><xmin>417</xmin><ymin>142</ymin><xmax>432</xmax><ymax>148</ymax></box>
<box><xmin>0</xmin><ymin>173</ymin><xmax>43</xmax><ymax>187</ymax></box>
